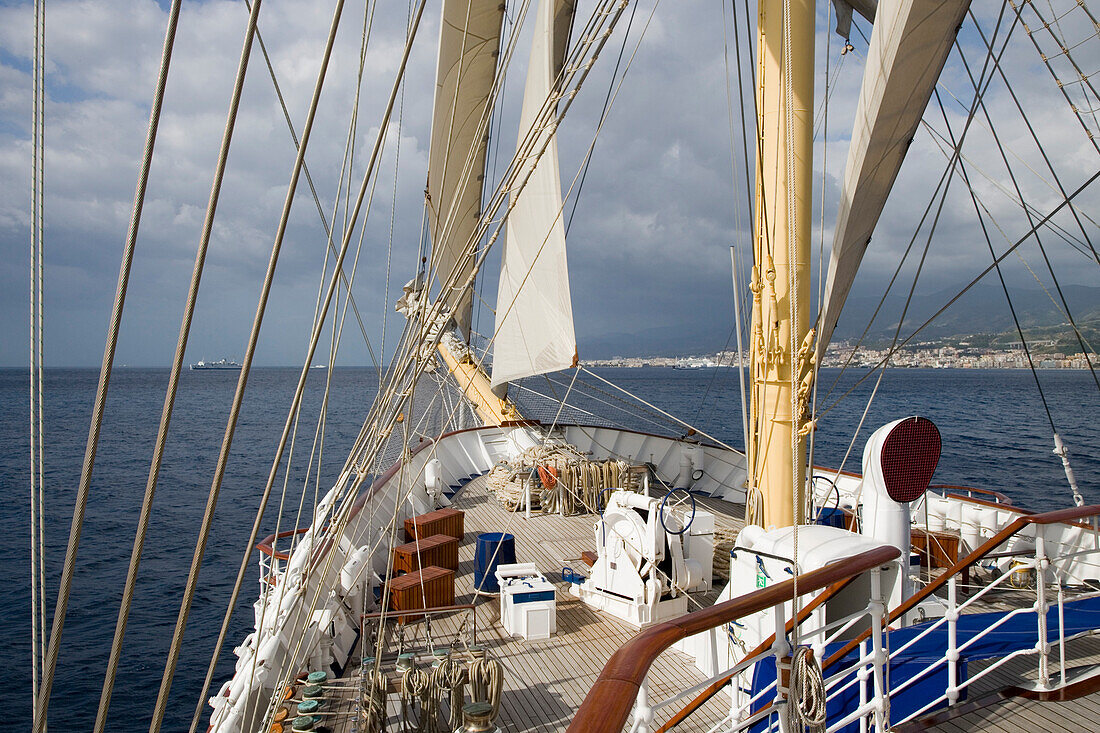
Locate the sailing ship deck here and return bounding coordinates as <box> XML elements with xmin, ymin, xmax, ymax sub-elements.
<box><xmin>311</xmin><ymin>473</ymin><xmax>741</xmax><ymax>732</ymax></box>
<box><xmin>306</xmin><ymin>475</ymin><xmax>1100</xmax><ymax>732</ymax></box>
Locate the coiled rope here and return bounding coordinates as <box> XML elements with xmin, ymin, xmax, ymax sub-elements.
<box><xmin>746</xmin><ymin>485</ymin><xmax>764</xmax><ymax>528</ymax></box>
<box><xmin>786</xmin><ymin>646</ymin><xmax>827</xmax><ymax>733</ymax></box>
<box><xmin>468</xmin><ymin>656</ymin><xmax>503</xmax><ymax>721</ymax></box>
<box><xmin>359</xmin><ymin>666</ymin><xmax>386</xmax><ymax>733</ymax></box>
<box><xmin>485</xmin><ymin>444</ymin><xmax>633</xmax><ymax>514</ymax></box>
<box><xmin>401</xmin><ymin>666</ymin><xmax>432</xmax><ymax>732</ymax></box>
<box><xmin>432</xmin><ymin>656</ymin><xmax>469</xmax><ymax>730</ymax></box>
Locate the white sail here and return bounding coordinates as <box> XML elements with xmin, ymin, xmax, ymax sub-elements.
<box><xmin>817</xmin><ymin>0</ymin><xmax>971</xmax><ymax>352</ymax></box>
<box><xmin>491</xmin><ymin>0</ymin><xmax>577</xmax><ymax>389</ymax></box>
<box><xmin>427</xmin><ymin>0</ymin><xmax>506</xmax><ymax>338</ymax></box>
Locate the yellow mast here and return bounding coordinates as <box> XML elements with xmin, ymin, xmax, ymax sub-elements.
<box><xmin>749</xmin><ymin>0</ymin><xmax>815</xmax><ymax>528</ymax></box>
<box><xmin>436</xmin><ymin>343</ymin><xmax>516</xmax><ymax>426</ymax></box>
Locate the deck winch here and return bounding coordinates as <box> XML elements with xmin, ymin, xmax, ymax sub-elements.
<box><xmin>575</xmin><ymin>489</ymin><xmax>714</xmax><ymax>627</ymax></box>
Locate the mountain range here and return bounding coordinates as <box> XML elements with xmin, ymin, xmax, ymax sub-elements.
<box><xmin>578</xmin><ymin>282</ymin><xmax>1100</xmax><ymax>358</ymax></box>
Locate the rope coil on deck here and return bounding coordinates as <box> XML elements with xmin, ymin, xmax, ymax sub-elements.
<box><xmin>431</xmin><ymin>656</ymin><xmax>468</xmax><ymax>730</ymax></box>
<box><xmin>485</xmin><ymin>445</ymin><xmax>637</xmax><ymax>514</ymax></box>
<box><xmin>358</xmin><ymin>666</ymin><xmax>385</xmax><ymax>733</ymax></box>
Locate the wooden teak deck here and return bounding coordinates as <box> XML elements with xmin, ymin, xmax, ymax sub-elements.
<box><xmin>300</xmin><ymin>475</ymin><xmax>1100</xmax><ymax>733</ymax></box>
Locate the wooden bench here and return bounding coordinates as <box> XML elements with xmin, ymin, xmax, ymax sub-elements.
<box><xmin>404</xmin><ymin>507</ymin><xmax>465</xmax><ymax>542</ymax></box>
<box><xmin>911</xmin><ymin>527</ymin><xmax>961</xmax><ymax>569</ymax></box>
<box><xmin>392</xmin><ymin>533</ymin><xmax>459</xmax><ymax>574</ymax></box>
<box><xmin>387</xmin><ymin>566</ymin><xmax>455</xmax><ymax>623</ymax></box>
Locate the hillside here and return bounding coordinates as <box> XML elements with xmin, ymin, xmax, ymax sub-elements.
<box><xmin>579</xmin><ymin>282</ymin><xmax>1100</xmax><ymax>358</ymax></box>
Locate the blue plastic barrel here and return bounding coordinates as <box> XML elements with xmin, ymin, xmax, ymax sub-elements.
<box><xmin>815</xmin><ymin>506</ymin><xmax>847</xmax><ymax>529</ymax></box>
<box><xmin>474</xmin><ymin>532</ymin><xmax>516</xmax><ymax>592</ymax></box>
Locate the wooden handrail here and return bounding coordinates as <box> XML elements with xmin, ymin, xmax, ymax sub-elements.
<box><xmin>361</xmin><ymin>602</ymin><xmax>475</xmax><ymax>620</ymax></box>
<box><xmin>823</xmin><ymin>504</ymin><xmax>1100</xmax><ymax>671</ymax></box>
<box><xmin>255</xmin><ymin>527</ymin><xmax>311</xmax><ymax>560</ymax></box>
<box><xmin>930</xmin><ymin>483</ymin><xmax>1013</xmax><ymax>506</ymax></box>
<box><xmin>567</xmin><ymin>545</ymin><xmax>901</xmax><ymax>733</ymax></box>
<box><xmin>654</xmin><ymin>574</ymin><xmax>861</xmax><ymax>733</ymax></box>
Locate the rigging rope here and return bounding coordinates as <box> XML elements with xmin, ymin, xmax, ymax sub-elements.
<box><xmin>719</xmin><ymin>3</ymin><xmax>750</xmax><ymax>458</ymax></box>
<box><xmin>820</xmin><ymin>4</ymin><xmax>1017</xmax><ymax>418</ymax></box>
<box><xmin>580</xmin><ymin>367</ymin><xmax>744</xmax><ymax>456</ymax></box>
<box><xmin>932</xmin><ymin>84</ymin><xmax>1086</xmax><ymax>505</ymax></box>
<box><xmin>87</xmin><ymin>2</ymin><xmax>188</xmax><ymax>727</ymax></box>
<box><xmin>381</xmin><ymin>0</ymin><xmax>410</xmax><ymax>370</ymax></box>
<box><xmin>33</xmin><ymin>1</ymin><xmax>184</xmax><ymax>730</ymax></box>
<box><xmin>563</xmin><ymin>0</ymin><xmax>638</xmax><ymax>236</ymax></box>
<box><xmin>248</xmin><ymin>0</ymin><xmax>380</xmax><ymax>368</ymax></box>
<box><xmin>820</xmin><ymin>167</ymin><xmax>1099</xmax><ymax>421</ymax></box>
<box><xmin>1009</xmin><ymin>0</ymin><xmax>1100</xmax><ymax>152</ymax></box>
<box><xmin>952</xmin><ymin>21</ymin><xmax>1100</xmax><ymax>395</ymax></box>
<box><xmin>136</xmin><ymin>0</ymin><xmax>269</xmax><ymax>729</ymax></box>
<box><xmin>806</xmin><ymin>0</ymin><xmax>833</xmax><ymax>514</ymax></box>
<box><xmin>211</xmin><ymin>5</ymin><xmax>688</xmax><ymax>730</ymax></box>
<box><xmin>29</xmin><ymin>0</ymin><xmax>46</xmax><ymax>725</ymax></box>
<box><xmin>249</xmin><ymin>6</ymin><xmax>639</xmax><ymax>717</ymax></box>
<box><xmin>188</xmin><ymin>6</ymin><xmax>429</xmax><ymax>730</ymax></box>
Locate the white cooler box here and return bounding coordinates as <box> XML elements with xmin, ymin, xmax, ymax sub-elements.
<box><xmin>495</xmin><ymin>563</ymin><xmax>557</xmax><ymax>640</ymax></box>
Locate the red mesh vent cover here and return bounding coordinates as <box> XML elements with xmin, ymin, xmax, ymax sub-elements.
<box><xmin>880</xmin><ymin>417</ymin><xmax>941</xmax><ymax>503</ymax></box>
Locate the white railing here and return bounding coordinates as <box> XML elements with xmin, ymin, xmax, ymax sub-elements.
<box><xmin>887</xmin><ymin>524</ymin><xmax>1100</xmax><ymax>727</ymax></box>
<box><xmin>614</xmin><ymin>507</ymin><xmax>1100</xmax><ymax>733</ymax></box>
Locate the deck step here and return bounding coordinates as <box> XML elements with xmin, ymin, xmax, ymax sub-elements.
<box><xmin>445</xmin><ymin>473</ymin><xmax>483</xmax><ymax>499</ymax></box>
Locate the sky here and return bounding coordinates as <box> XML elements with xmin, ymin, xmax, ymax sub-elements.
<box><xmin>0</xmin><ymin>0</ymin><xmax>1097</xmax><ymax>366</ymax></box>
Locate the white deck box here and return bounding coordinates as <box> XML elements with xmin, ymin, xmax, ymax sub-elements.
<box><xmin>495</xmin><ymin>563</ymin><xmax>557</xmax><ymax>640</ymax></box>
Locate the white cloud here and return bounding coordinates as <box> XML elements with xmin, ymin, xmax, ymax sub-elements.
<box><xmin>1</xmin><ymin>0</ymin><xmax>1095</xmax><ymax>366</ymax></box>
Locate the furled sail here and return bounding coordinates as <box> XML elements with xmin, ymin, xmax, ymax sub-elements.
<box><xmin>816</xmin><ymin>0</ymin><xmax>971</xmax><ymax>352</ymax></box>
<box><xmin>490</xmin><ymin>0</ymin><xmax>577</xmax><ymax>390</ymax></box>
<box><xmin>427</xmin><ymin>0</ymin><xmax>506</xmax><ymax>338</ymax></box>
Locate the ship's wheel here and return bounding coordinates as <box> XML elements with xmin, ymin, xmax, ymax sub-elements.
<box><xmin>659</xmin><ymin>488</ymin><xmax>696</xmax><ymax>535</ymax></box>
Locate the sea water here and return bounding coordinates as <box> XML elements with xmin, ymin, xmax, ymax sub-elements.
<box><xmin>0</xmin><ymin>366</ymin><xmax>1096</xmax><ymax>730</ymax></box>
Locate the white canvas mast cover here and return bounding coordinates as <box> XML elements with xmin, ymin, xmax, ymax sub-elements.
<box><xmin>817</xmin><ymin>0</ymin><xmax>971</xmax><ymax>352</ymax></box>
<box><xmin>491</xmin><ymin>0</ymin><xmax>577</xmax><ymax>389</ymax></box>
<box><xmin>427</xmin><ymin>0</ymin><xmax>505</xmax><ymax>338</ymax></box>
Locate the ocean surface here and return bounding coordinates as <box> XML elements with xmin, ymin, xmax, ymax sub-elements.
<box><xmin>1</xmin><ymin>365</ymin><xmax>1097</xmax><ymax>730</ymax></box>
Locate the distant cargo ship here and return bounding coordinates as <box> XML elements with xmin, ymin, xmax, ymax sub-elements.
<box><xmin>189</xmin><ymin>359</ymin><xmax>242</xmax><ymax>371</ymax></box>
